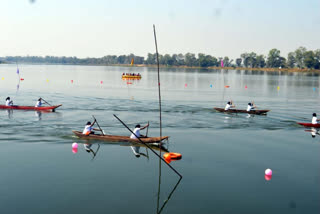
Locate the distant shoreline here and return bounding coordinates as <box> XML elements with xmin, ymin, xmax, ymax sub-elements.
<box><xmin>115</xmin><ymin>64</ymin><xmax>320</xmax><ymax>73</ymax></box>
<box><xmin>1</xmin><ymin>62</ymin><xmax>320</xmax><ymax>73</ymax></box>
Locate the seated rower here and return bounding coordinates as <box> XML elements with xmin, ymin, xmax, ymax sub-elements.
<box><xmin>130</xmin><ymin>123</ymin><xmax>149</xmax><ymax>139</ymax></box>
<box><xmin>312</xmin><ymin>113</ymin><xmax>319</xmax><ymax>124</ymax></box>
<box><xmin>35</xmin><ymin>98</ymin><xmax>42</xmax><ymax>107</ymax></box>
<box><xmin>5</xmin><ymin>97</ymin><xmax>13</xmax><ymax>106</ymax></box>
<box><xmin>224</xmin><ymin>101</ymin><xmax>235</xmax><ymax>110</ymax></box>
<box><xmin>82</xmin><ymin>120</ymin><xmax>101</xmax><ymax>135</ymax></box>
<box><xmin>246</xmin><ymin>102</ymin><xmax>256</xmax><ymax>112</ymax></box>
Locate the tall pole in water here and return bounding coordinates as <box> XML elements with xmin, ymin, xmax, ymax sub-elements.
<box><xmin>153</xmin><ymin>25</ymin><xmax>162</xmax><ymax>141</ymax></box>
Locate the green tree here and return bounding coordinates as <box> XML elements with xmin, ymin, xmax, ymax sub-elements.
<box><xmin>294</xmin><ymin>47</ymin><xmax>307</xmax><ymax>68</ymax></box>
<box><xmin>236</xmin><ymin>58</ymin><xmax>242</xmax><ymax>67</ymax></box>
<box><xmin>267</xmin><ymin>49</ymin><xmax>283</xmax><ymax>68</ymax></box>
<box><xmin>146</xmin><ymin>53</ymin><xmax>156</xmax><ymax>65</ymax></box>
<box><xmin>240</xmin><ymin>53</ymin><xmax>249</xmax><ymax>67</ymax></box>
<box><xmin>256</xmin><ymin>55</ymin><xmax>266</xmax><ymax>68</ymax></box>
<box><xmin>287</xmin><ymin>52</ymin><xmax>296</xmax><ymax>68</ymax></box>
<box><xmin>185</xmin><ymin>53</ymin><xmax>197</xmax><ymax>67</ymax></box>
<box><xmin>303</xmin><ymin>51</ymin><xmax>316</xmax><ymax>68</ymax></box>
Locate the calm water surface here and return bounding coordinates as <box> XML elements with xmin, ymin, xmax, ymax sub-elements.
<box><xmin>0</xmin><ymin>64</ymin><xmax>319</xmax><ymax>214</ymax></box>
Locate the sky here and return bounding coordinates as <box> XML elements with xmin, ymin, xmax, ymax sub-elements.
<box><xmin>0</xmin><ymin>0</ymin><xmax>319</xmax><ymax>59</ymax></box>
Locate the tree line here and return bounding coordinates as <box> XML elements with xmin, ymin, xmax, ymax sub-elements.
<box><xmin>0</xmin><ymin>46</ymin><xmax>319</xmax><ymax>69</ymax></box>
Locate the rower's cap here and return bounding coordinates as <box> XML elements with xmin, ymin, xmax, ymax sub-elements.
<box><xmin>135</xmin><ymin>124</ymin><xmax>141</xmax><ymax>128</ymax></box>
<box><xmin>6</xmin><ymin>97</ymin><xmax>10</xmax><ymax>100</ymax></box>
<box><xmin>86</xmin><ymin>121</ymin><xmax>91</xmax><ymax>125</ymax></box>
<box><xmin>248</xmin><ymin>103</ymin><xmax>251</xmax><ymax>105</ymax></box>
<box><xmin>135</xmin><ymin>154</ymin><xmax>140</xmax><ymax>158</ymax></box>
<box><xmin>313</xmin><ymin>113</ymin><xmax>317</xmax><ymax>117</ymax></box>
<box><xmin>227</xmin><ymin>101</ymin><xmax>231</xmax><ymax>104</ymax></box>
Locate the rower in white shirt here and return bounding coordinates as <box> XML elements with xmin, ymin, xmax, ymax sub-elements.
<box><xmin>130</xmin><ymin>123</ymin><xmax>149</xmax><ymax>139</ymax></box>
<box><xmin>82</xmin><ymin>120</ymin><xmax>103</xmax><ymax>135</ymax></box>
<box><xmin>246</xmin><ymin>102</ymin><xmax>256</xmax><ymax>112</ymax></box>
<box><xmin>35</xmin><ymin>98</ymin><xmax>42</xmax><ymax>107</ymax></box>
<box><xmin>312</xmin><ymin>113</ymin><xmax>319</xmax><ymax>124</ymax></box>
<box><xmin>224</xmin><ymin>101</ymin><xmax>235</xmax><ymax>110</ymax></box>
<box><xmin>5</xmin><ymin>97</ymin><xmax>13</xmax><ymax>106</ymax></box>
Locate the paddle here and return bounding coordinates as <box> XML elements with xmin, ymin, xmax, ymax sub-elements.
<box><xmin>252</xmin><ymin>101</ymin><xmax>258</xmax><ymax>110</ymax></box>
<box><xmin>40</xmin><ymin>97</ymin><xmax>52</xmax><ymax>106</ymax></box>
<box><xmin>146</xmin><ymin>121</ymin><xmax>149</xmax><ymax>137</ymax></box>
<box><xmin>92</xmin><ymin>115</ymin><xmax>105</xmax><ymax>136</ymax></box>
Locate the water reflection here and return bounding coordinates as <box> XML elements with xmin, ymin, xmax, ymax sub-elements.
<box><xmin>130</xmin><ymin>146</ymin><xmax>148</xmax><ymax>158</ymax></box>
<box><xmin>305</xmin><ymin>127</ymin><xmax>320</xmax><ymax>138</ymax></box>
<box><xmin>35</xmin><ymin>111</ymin><xmax>42</xmax><ymax>120</ymax></box>
<box><xmin>6</xmin><ymin>109</ymin><xmax>13</xmax><ymax>118</ymax></box>
<box><xmin>84</xmin><ymin>143</ymin><xmax>100</xmax><ymax>160</ymax></box>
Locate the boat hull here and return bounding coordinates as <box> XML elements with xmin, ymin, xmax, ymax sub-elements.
<box><xmin>297</xmin><ymin>122</ymin><xmax>320</xmax><ymax>128</ymax></box>
<box><xmin>214</xmin><ymin>107</ymin><xmax>270</xmax><ymax>115</ymax></box>
<box><xmin>72</xmin><ymin>131</ymin><xmax>168</xmax><ymax>143</ymax></box>
<box><xmin>0</xmin><ymin>104</ymin><xmax>62</xmax><ymax>112</ymax></box>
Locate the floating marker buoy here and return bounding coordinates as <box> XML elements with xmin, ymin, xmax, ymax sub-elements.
<box><xmin>225</xmin><ymin>85</ymin><xmax>230</xmax><ymax>88</ymax></box>
<box><xmin>210</xmin><ymin>84</ymin><xmax>213</xmax><ymax>88</ymax></box>
<box><xmin>72</xmin><ymin>148</ymin><xmax>78</xmax><ymax>154</ymax></box>
<box><xmin>163</xmin><ymin>152</ymin><xmax>182</xmax><ymax>160</ymax></box>
<box><xmin>313</xmin><ymin>87</ymin><xmax>316</xmax><ymax>91</ymax></box>
<box><xmin>245</xmin><ymin>85</ymin><xmax>247</xmax><ymax>89</ymax></box>
<box><xmin>277</xmin><ymin>86</ymin><xmax>280</xmax><ymax>90</ymax></box>
<box><xmin>127</xmin><ymin>82</ymin><xmax>132</xmax><ymax>84</ymax></box>
<box><xmin>100</xmin><ymin>81</ymin><xmax>103</xmax><ymax>84</ymax></box>
<box><xmin>20</xmin><ymin>78</ymin><xmax>24</xmax><ymax>81</ymax></box>
<box><xmin>163</xmin><ymin>152</ymin><xmax>182</xmax><ymax>164</ymax></box>
<box><xmin>265</xmin><ymin>168</ymin><xmax>272</xmax><ymax>176</ymax></box>
<box><xmin>1</xmin><ymin>77</ymin><xmax>4</xmax><ymax>80</ymax></box>
<box><xmin>185</xmin><ymin>83</ymin><xmax>187</xmax><ymax>87</ymax></box>
<box><xmin>72</xmin><ymin>142</ymin><xmax>78</xmax><ymax>149</ymax></box>
<box><xmin>46</xmin><ymin>79</ymin><xmax>49</xmax><ymax>82</ymax></box>
<box><xmin>71</xmin><ymin>80</ymin><xmax>73</xmax><ymax>83</ymax></box>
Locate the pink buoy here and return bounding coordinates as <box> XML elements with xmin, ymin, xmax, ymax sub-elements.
<box><xmin>245</xmin><ymin>85</ymin><xmax>247</xmax><ymax>89</ymax></box>
<box><xmin>265</xmin><ymin>168</ymin><xmax>272</xmax><ymax>176</ymax></box>
<box><xmin>100</xmin><ymin>81</ymin><xmax>103</xmax><ymax>84</ymax></box>
<box><xmin>71</xmin><ymin>80</ymin><xmax>73</xmax><ymax>83</ymax></box>
<box><xmin>72</xmin><ymin>148</ymin><xmax>78</xmax><ymax>154</ymax></box>
<box><xmin>72</xmin><ymin>142</ymin><xmax>78</xmax><ymax>149</ymax></box>
<box><xmin>185</xmin><ymin>83</ymin><xmax>187</xmax><ymax>87</ymax></box>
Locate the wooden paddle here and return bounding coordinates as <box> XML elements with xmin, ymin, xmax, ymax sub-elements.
<box><xmin>146</xmin><ymin>121</ymin><xmax>149</xmax><ymax>137</ymax></box>
<box><xmin>92</xmin><ymin>115</ymin><xmax>105</xmax><ymax>136</ymax></box>
<box><xmin>40</xmin><ymin>97</ymin><xmax>52</xmax><ymax>106</ymax></box>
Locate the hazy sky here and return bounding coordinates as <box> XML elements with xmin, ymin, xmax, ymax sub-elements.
<box><xmin>1</xmin><ymin>0</ymin><xmax>319</xmax><ymax>59</ymax></box>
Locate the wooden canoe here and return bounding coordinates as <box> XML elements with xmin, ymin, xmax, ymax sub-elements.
<box><xmin>0</xmin><ymin>104</ymin><xmax>62</xmax><ymax>112</ymax></box>
<box><xmin>297</xmin><ymin>122</ymin><xmax>320</xmax><ymax>128</ymax></box>
<box><xmin>72</xmin><ymin>131</ymin><xmax>169</xmax><ymax>143</ymax></box>
<box><xmin>214</xmin><ymin>107</ymin><xmax>270</xmax><ymax>115</ymax></box>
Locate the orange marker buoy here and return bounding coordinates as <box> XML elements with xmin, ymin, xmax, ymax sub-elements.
<box><xmin>163</xmin><ymin>152</ymin><xmax>182</xmax><ymax>160</ymax></box>
<box><xmin>127</xmin><ymin>82</ymin><xmax>132</xmax><ymax>84</ymax></box>
<box><xmin>225</xmin><ymin>85</ymin><xmax>230</xmax><ymax>88</ymax></box>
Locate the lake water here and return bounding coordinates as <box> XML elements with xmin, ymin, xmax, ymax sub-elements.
<box><xmin>0</xmin><ymin>64</ymin><xmax>319</xmax><ymax>214</ymax></box>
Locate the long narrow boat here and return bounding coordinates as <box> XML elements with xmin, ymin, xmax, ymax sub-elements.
<box><xmin>72</xmin><ymin>130</ymin><xmax>168</xmax><ymax>143</ymax></box>
<box><xmin>122</xmin><ymin>75</ymin><xmax>141</xmax><ymax>79</ymax></box>
<box><xmin>0</xmin><ymin>104</ymin><xmax>62</xmax><ymax>112</ymax></box>
<box><xmin>297</xmin><ymin>122</ymin><xmax>320</xmax><ymax>128</ymax></box>
<box><xmin>214</xmin><ymin>107</ymin><xmax>270</xmax><ymax>115</ymax></box>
